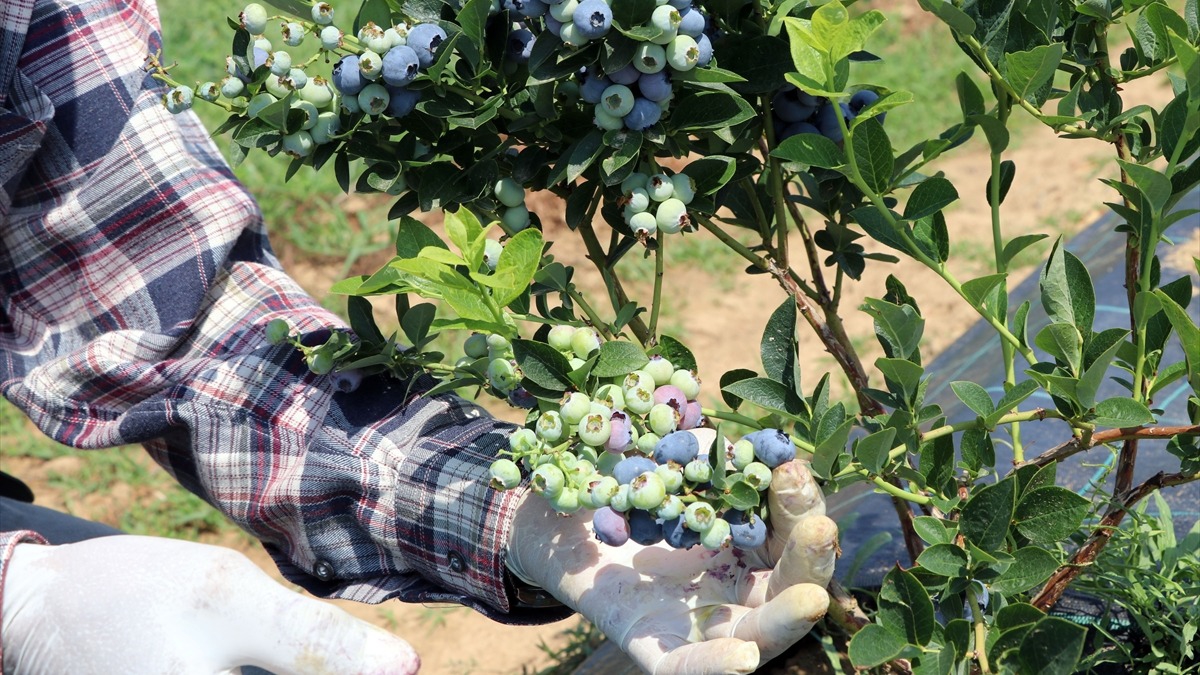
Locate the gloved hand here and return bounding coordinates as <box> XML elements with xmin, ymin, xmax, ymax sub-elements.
<box><xmin>506</xmin><ymin>430</ymin><xmax>838</xmax><ymax>674</ymax></box>
<box><xmin>1</xmin><ymin>535</ymin><xmax>420</xmax><ymax>675</ymax></box>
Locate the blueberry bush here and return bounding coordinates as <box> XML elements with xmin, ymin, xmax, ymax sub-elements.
<box><xmin>152</xmin><ymin>0</ymin><xmax>1200</xmax><ymax>670</ymax></box>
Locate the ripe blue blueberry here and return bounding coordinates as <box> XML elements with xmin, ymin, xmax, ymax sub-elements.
<box><xmin>252</xmin><ymin>47</ymin><xmax>270</xmax><ymax>71</ymax></box>
<box><xmin>779</xmin><ymin>121</ymin><xmax>820</xmax><ymax>142</ymax></box>
<box><xmin>850</xmin><ymin>89</ymin><xmax>884</xmax><ymax>121</ymax></box>
<box><xmin>382</xmin><ymin>46</ymin><xmax>420</xmax><ymax>86</ymax></box>
<box><xmin>609</xmin><ymin>63</ymin><xmax>641</xmax><ymax>85</ymax></box>
<box><xmin>628</xmin><ymin>509</ymin><xmax>664</xmax><ymax>545</ymax></box>
<box><xmin>509</xmin><ymin>387</ymin><xmax>537</xmax><ymax>410</ymax></box>
<box><xmin>592</xmin><ymin>506</ymin><xmax>630</xmax><ymax>545</ymax></box>
<box><xmin>695</xmin><ymin>34</ymin><xmax>713</xmax><ymax>66</ymax></box>
<box><xmin>573</xmin><ymin>0</ymin><xmax>613</xmax><ymax>39</ymax></box>
<box><xmin>623</xmin><ymin>97</ymin><xmax>661</xmax><ymax>131</ymax></box>
<box><xmin>332</xmin><ymin>55</ymin><xmax>364</xmax><ymax>95</ymax></box>
<box><xmin>816</xmin><ymin>101</ymin><xmax>853</xmax><ymax>142</ymax></box>
<box><xmin>772</xmin><ymin>88</ymin><xmax>817</xmax><ymax>123</ymax></box>
<box><xmin>662</xmin><ymin>516</ymin><xmax>701</xmax><ymax>549</ymax></box>
<box><xmin>580</xmin><ymin>72</ymin><xmax>611</xmax><ymax>104</ymax></box>
<box><xmin>749</xmin><ymin>428</ymin><xmax>795</xmax><ymax>467</ymax></box>
<box><xmin>677</xmin><ymin>6</ymin><xmax>705</xmax><ymax>37</ymax></box>
<box><xmin>385</xmin><ymin>85</ymin><xmax>421</xmax><ymax>118</ymax></box>
<box><xmin>613</xmin><ymin>456</ymin><xmax>657</xmax><ymax>485</ymax></box>
<box><xmin>724</xmin><ymin>510</ymin><xmax>768</xmax><ymax>549</ymax></box>
<box><xmin>507</xmin><ymin>28</ymin><xmax>535</xmax><ymax>64</ymax></box>
<box><xmin>407</xmin><ymin>23</ymin><xmax>448</xmax><ymax>68</ymax></box>
<box><xmin>653</xmin><ymin>431</ymin><xmax>699</xmax><ymax>465</ymax></box>
<box><xmin>637</xmin><ymin>71</ymin><xmax>672</xmax><ymax>102</ymax></box>
<box><xmin>544</xmin><ymin>15</ymin><xmax>564</xmax><ymax>37</ymax></box>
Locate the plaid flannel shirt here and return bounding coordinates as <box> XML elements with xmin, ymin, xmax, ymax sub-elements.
<box><xmin>0</xmin><ymin>0</ymin><xmax>569</xmax><ymax>632</ymax></box>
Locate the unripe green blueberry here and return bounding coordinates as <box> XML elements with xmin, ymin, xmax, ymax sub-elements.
<box><xmin>196</xmin><ymin>81</ymin><xmax>220</xmax><ymax>102</ymax></box>
<box><xmin>633</xmin><ymin>42</ymin><xmax>666</xmax><ymax>73</ymax></box>
<box><xmin>358</xmin><ymin>50</ymin><xmax>383</xmax><ymax>80</ymax></box>
<box><xmin>684</xmin><ymin>458</ymin><xmax>712</xmax><ymax>483</ymax></box>
<box><xmin>546</xmin><ymin>325</ymin><xmax>576</xmax><ymax>353</ymax></box>
<box><xmin>656</xmin><ymin>494</ymin><xmax>684</xmax><ymax>520</ymax></box>
<box><xmin>299</xmin><ymin>76</ymin><xmax>335</xmax><ymax>108</ymax></box>
<box><xmin>550</xmin><ymin>0</ymin><xmax>579</xmax><ymax>21</ymax></box>
<box><xmin>246</xmin><ymin>92</ymin><xmax>277</xmax><ymax>118</ymax></box>
<box><xmin>536</xmin><ymin>410</ymin><xmax>565</xmax><ymax>443</ymax></box>
<box><xmin>587</xmin><ymin>475</ymin><xmax>620</xmax><ymax>507</ymax></box>
<box><xmin>593</xmin><ymin>383</ymin><xmax>625</xmax><ymax>411</ymax></box>
<box><xmin>643</xmin><ymin>356</ymin><xmax>674</xmax><ymax>387</ymax></box>
<box><xmin>648</xmin><ymin>402</ymin><xmax>679</xmax><ymax>436</ymax></box>
<box><xmin>560</xmin><ymin>391</ymin><xmax>592</xmax><ymax>425</ymax></box>
<box><xmin>340</xmin><ymin>93</ymin><xmax>361</xmax><ymax>114</ymax></box>
<box><xmin>220</xmin><ymin>76</ymin><xmax>245</xmax><ymax>99</ymax></box>
<box><xmin>649</xmin><ymin>5</ymin><xmax>680</xmax><ymax>44</ymax></box>
<box><xmin>569</xmin><ymin>357</ymin><xmax>587</xmax><ymax>370</ymax></box>
<box><xmin>743</xmin><ymin>462</ymin><xmax>773</xmax><ymax>491</ymax></box>
<box><xmin>629</xmin><ymin>471</ymin><xmax>667</xmax><ymax>510</ymax></box>
<box><xmin>319</xmin><ymin>25</ymin><xmax>343</xmax><ymax>50</ymax></box>
<box><xmin>488</xmin><ymin>357</ymin><xmax>518</xmax><ymax>392</ymax></box>
<box><xmin>270</xmin><ymin>50</ymin><xmax>292</xmax><ymax>76</ymax></box>
<box><xmin>569</xmin><ymin>459</ymin><xmax>597</xmax><ymax>484</ymax></box>
<box><xmin>502</xmin><ymin>204</ymin><xmax>530</xmax><ymax>231</ymax></box>
<box><xmin>549</xmin><ymin>486</ymin><xmax>581</xmax><ymax>514</ymax></box>
<box><xmin>701</xmin><ymin>517</ymin><xmax>732</xmax><ymax>549</ymax></box>
<box><xmin>489</xmin><ymin>458</ymin><xmax>523</xmax><ymax>489</ymax></box>
<box><xmin>656</xmin><ymin>198</ymin><xmax>690</xmax><ymax>234</ymax></box>
<box><xmin>281</xmin><ymin>21</ymin><xmax>306</xmax><ymax>47</ymax></box>
<box><xmin>508</xmin><ymin>427</ymin><xmax>538</xmax><ymax>454</ymax></box>
<box><xmin>655</xmin><ymin>463</ymin><xmax>684</xmax><ymax>493</ymax></box>
<box><xmin>292</xmin><ymin>99</ymin><xmax>319</xmax><ymax>130</ymax></box>
<box><xmin>384</xmin><ymin>25</ymin><xmax>407</xmax><ymax>48</ymax></box>
<box><xmin>532</xmin><ymin>464</ymin><xmax>566</xmax><ymax>498</ymax></box>
<box><xmin>609</xmin><ymin>483</ymin><xmax>633</xmax><ymax>512</ymax></box>
<box><xmin>309</xmin><ymin>112</ymin><xmax>340</xmax><ymax>144</ymax></box>
<box><xmin>306</xmin><ymin>350</ymin><xmax>335</xmax><ymax>375</ymax></box>
<box><xmin>730</xmin><ymin>438</ymin><xmax>755</xmax><ymax>470</ymax></box>
<box><xmin>282</xmin><ymin>130</ymin><xmax>314</xmax><ymax>158</ymax></box>
<box><xmin>494</xmin><ymin>177</ymin><xmax>526</xmax><ymax>208</ymax></box>
<box><xmin>593</xmin><ymin>107</ymin><xmax>624</xmax><ymax>131</ymax></box>
<box><xmin>578</xmin><ymin>412</ymin><xmax>612</xmax><ymax>447</ymax></box>
<box><xmin>570</xmin><ymin>326</ymin><xmax>601</xmax><ymax>358</ymax></box>
<box><xmin>485</xmin><ymin>333</ymin><xmax>511</xmax><ymax>356</ymax></box>
<box><xmin>482</xmin><ymin>238</ymin><xmax>503</xmax><ymax>273</ymax></box>
<box><xmin>624</xmin><ymin>382</ymin><xmax>655</xmax><ymax>415</ymax></box>
<box><xmin>621</xmin><ymin>172</ymin><xmax>649</xmax><ymax>195</ymax></box>
<box><xmin>264</xmin><ymin>74</ymin><xmax>293</xmax><ymax>98</ymax></box>
<box><xmin>599</xmin><ymin>84</ymin><xmax>635</xmax><ymax>117</ymax></box>
<box><xmin>629</xmin><ymin>211</ymin><xmax>657</xmax><ymax>236</ymax></box>
<box><xmin>560</xmin><ymin>21</ymin><xmax>588</xmax><ymax>47</ymax></box>
<box><xmin>671</xmin><ymin>173</ymin><xmax>696</xmax><ymax>204</ymax></box>
<box><xmin>669</xmin><ymin>368</ymin><xmax>701</xmax><ymax>400</ymax></box>
<box><xmin>311</xmin><ymin>2</ymin><xmax>335</xmax><ymax>25</ymax></box>
<box><xmin>596</xmin><ymin>450</ymin><xmax>622</xmax><ymax>476</ymax></box>
<box><xmin>636</xmin><ymin>431</ymin><xmax>660</xmax><ymax>454</ymax></box>
<box><xmin>463</xmin><ymin>332</ymin><xmax>489</xmax><ymax>358</ymax></box>
<box><xmin>626</xmin><ymin>187</ymin><xmax>650</xmax><ymax>213</ymax></box>
<box><xmin>683</xmin><ymin>501</ymin><xmax>717</xmax><ymax>532</ymax></box>
<box><xmin>254</xmin><ymin>36</ymin><xmax>273</xmax><ymax>52</ymax></box>
<box><xmin>665</xmin><ymin>35</ymin><xmax>699</xmax><ymax>71</ymax></box>
<box><xmin>623</xmin><ymin>369</ymin><xmax>657</xmax><ymax>391</ymax></box>
<box><xmin>357</xmin><ymin>83</ymin><xmax>389</xmax><ymax>115</ymax></box>
<box><xmin>162</xmin><ymin>85</ymin><xmax>194</xmax><ymax>113</ymax></box>
<box><xmin>577</xmin><ymin>445</ymin><xmax>600</xmax><ymax>466</ymax></box>
<box><xmin>265</xmin><ymin>318</ymin><xmax>291</xmax><ymax>344</ymax></box>
<box><xmin>647</xmin><ymin>173</ymin><xmax>674</xmax><ymax>201</ymax></box>
<box><xmin>240</xmin><ymin>3</ymin><xmax>268</xmax><ymax>34</ymax></box>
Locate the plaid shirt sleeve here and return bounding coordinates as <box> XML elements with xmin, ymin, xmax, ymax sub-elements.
<box><xmin>0</xmin><ymin>0</ymin><xmax>569</xmax><ymax>625</ymax></box>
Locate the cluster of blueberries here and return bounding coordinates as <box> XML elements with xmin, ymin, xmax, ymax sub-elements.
<box><xmin>772</xmin><ymin>84</ymin><xmax>883</xmax><ymax>144</ymax></box>
<box><xmin>616</xmin><ymin>169</ymin><xmax>696</xmax><ymax>238</ymax></box>
<box><xmin>486</xmin><ymin>326</ymin><xmax>797</xmax><ymax>551</ymax></box>
<box><xmin>327</xmin><ymin>18</ymin><xmax>447</xmax><ymax>119</ymax></box>
<box><xmin>459</xmin><ymin>329</ymin><xmax>540</xmax><ymax>410</ymax></box>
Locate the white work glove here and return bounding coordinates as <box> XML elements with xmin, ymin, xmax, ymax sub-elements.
<box><xmin>1</xmin><ymin>535</ymin><xmax>420</xmax><ymax>675</ymax></box>
<box><xmin>506</xmin><ymin>430</ymin><xmax>838</xmax><ymax>675</ymax></box>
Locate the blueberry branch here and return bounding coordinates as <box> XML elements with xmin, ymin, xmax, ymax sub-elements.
<box><xmin>1014</xmin><ymin>424</ymin><xmax>1200</xmax><ymax>470</ymax></box>
<box><xmin>648</xmin><ymin>231</ymin><xmax>665</xmax><ymax>340</ymax></box>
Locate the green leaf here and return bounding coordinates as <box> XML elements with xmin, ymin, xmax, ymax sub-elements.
<box><xmin>1153</xmin><ymin>289</ymin><xmax>1200</xmax><ymax>392</ymax></box>
<box><xmin>960</xmin><ymin>477</ymin><xmax>1016</xmax><ymax>551</ymax></box>
<box><xmin>1003</xmin><ymin>43</ymin><xmax>1064</xmax><ymax>105</ymax></box>
<box><xmin>1001</xmin><ymin>234</ymin><xmax>1048</xmax><ymax>267</ymax></box>
<box><xmin>956</xmin><ymin>71</ymin><xmax>985</xmax><ymax>119</ymax></box>
<box><xmin>951</xmin><ymin>381</ymin><xmax>995</xmax><ymax>417</ymax></box>
<box><xmin>592</xmin><ymin>341</ymin><xmax>650</xmax><ymax>378</ymax></box>
<box><xmin>984</xmin><ymin>379</ymin><xmax>1040</xmax><ymax>428</ymax></box>
<box><xmin>917</xmin><ymin>543</ymin><xmax>969</xmax><ymax>577</ymax></box>
<box><xmin>444</xmin><ymin>207</ymin><xmax>485</xmax><ymax>264</ymax></box>
<box><xmin>1136</xmin><ymin>3</ymin><xmax>1190</xmax><ymax>62</ymax></box>
<box><xmin>1076</xmin><ymin>330</ymin><xmax>1128</xmax><ymax>410</ymax></box>
<box><xmin>849</xmin><ymin>624</ymin><xmax>909</xmax><ymax>669</ymax></box>
<box><xmin>903</xmin><ymin>176</ymin><xmax>958</xmax><ymax>220</ymax></box>
<box><xmin>1092</xmin><ymin>397</ymin><xmax>1156</xmax><ymax>428</ymax></box>
<box><xmin>918</xmin><ymin>0</ymin><xmax>976</xmax><ymax>33</ymax></box>
<box><xmin>961</xmin><ymin>273</ymin><xmax>1008</xmax><ymax>309</ymax></box>
<box><xmin>725</xmin><ymin>481</ymin><xmax>761</xmax><ymax>511</ymax></box>
<box><xmin>1118</xmin><ymin>160</ymin><xmax>1172</xmax><ymax>217</ymax></box>
<box><xmin>855</xmin><ymin>427</ymin><xmax>897</xmax><ymax>474</ymax></box>
<box><xmin>1030</xmin><ymin>238</ymin><xmax>1094</xmax><ymax>316</ymax></box>
<box><xmin>566</xmin><ymin>130</ymin><xmax>604</xmax><ymax>183</ymax></box>
<box><xmin>389</xmin><ymin>258</ymin><xmax>495</xmax><ymax>321</ymax></box>
<box><xmin>991</xmin><ymin>547</ymin><xmax>1059</xmax><ymax>595</ymax></box>
<box><xmin>721</xmin><ymin>378</ymin><xmax>804</xmax><ymax>416</ymax></box>
<box><xmin>683</xmin><ymin>156</ymin><xmax>737</xmax><ymax>195</ymax></box>
<box><xmin>719</xmin><ymin>368</ymin><xmax>758</xmax><ymax>410</ymax></box>
<box><xmin>610</xmin><ymin>0</ymin><xmax>656</xmax><ymax>28</ymax></box>
<box><xmin>771</xmin><ymin>133</ymin><xmax>846</xmax><ymax>169</ymax></box>
<box><xmin>879</xmin><ymin>565</ymin><xmax>936</xmax><ymax>646</ymax></box>
<box><xmin>876</xmin><ymin>357</ymin><xmax>925</xmax><ymax>406</ymax></box>
<box><xmin>400</xmin><ymin>302</ymin><xmax>437</xmax><ymax>345</ymax></box>
<box><xmin>812</xmin><ymin>413</ymin><xmax>854</xmax><ymax>479</ymax></box>
<box><xmin>913</xmin><ymin>516</ymin><xmax>953</xmax><ymax>545</ymax></box>
<box><xmin>395</xmin><ymin>216</ymin><xmax>449</xmax><ymax>259</ymax></box>
<box><xmin>829</xmin><ymin>9</ymin><xmax>887</xmax><ymax>64</ymax></box>
<box><xmin>670</xmin><ymin>92</ymin><xmax>756</xmax><ymax>131</ymax></box>
<box><xmin>656</xmin><ymin>335</ymin><xmax>698</xmax><ymax>372</ymax></box>
<box><xmin>961</xmin><ymin>427</ymin><xmax>995</xmax><ymax>471</ymax></box>
<box><xmin>761</xmin><ymin>298</ymin><xmax>800</xmax><ymax>393</ymax></box>
<box><xmin>482</xmin><ymin>228</ymin><xmax>543</xmax><ymax>308</ymax></box>
<box><xmin>1035</xmin><ymin>323</ymin><xmax>1083</xmax><ymax>375</ymax></box>
<box><xmin>987</xmin><ymin>159</ymin><xmax>1017</xmax><ymax>207</ymax></box>
<box><xmin>851</xmin><ymin>117</ymin><xmax>894</xmax><ymax>194</ymax></box>
<box><xmin>862</xmin><ymin>298</ymin><xmax>924</xmax><ymax>360</ymax></box>
<box><xmin>1018</xmin><ymin>617</ymin><xmax>1086</xmax><ymax>675</ymax></box>
<box><xmin>512</xmin><ymin>339</ymin><xmax>574</xmax><ymax>391</ymax></box>
<box><xmin>1014</xmin><ymin>486</ymin><xmax>1090</xmax><ymax>545</ymax></box>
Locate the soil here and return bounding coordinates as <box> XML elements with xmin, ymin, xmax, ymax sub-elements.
<box><xmin>2</xmin><ymin>61</ymin><xmax>1180</xmax><ymax>675</ymax></box>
